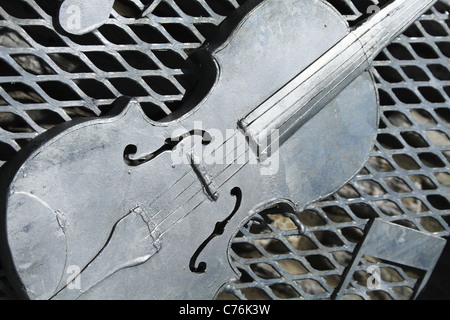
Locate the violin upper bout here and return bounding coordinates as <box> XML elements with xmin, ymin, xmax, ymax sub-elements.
<box><xmin>181</xmin><ymin>0</ymin><xmax>351</xmax><ymax>129</ymax></box>
<box><xmin>209</xmin><ymin>0</ymin><xmax>348</xmax><ymax>109</ymax></box>
<box><xmin>282</xmin><ymin>71</ymin><xmax>379</xmax><ymax>207</ymax></box>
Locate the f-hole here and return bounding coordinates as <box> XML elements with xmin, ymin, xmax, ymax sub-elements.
<box><xmin>123</xmin><ymin>130</ymin><xmax>211</xmax><ymax>166</ymax></box>
<box><xmin>190</xmin><ymin>187</ymin><xmax>242</xmax><ymax>273</ymax></box>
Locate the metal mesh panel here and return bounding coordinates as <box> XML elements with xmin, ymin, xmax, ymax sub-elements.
<box><xmin>0</xmin><ymin>0</ymin><xmax>242</xmax><ymax>166</ymax></box>
<box><xmin>338</xmin><ymin>255</ymin><xmax>423</xmax><ymax>300</ymax></box>
<box><xmin>219</xmin><ymin>0</ymin><xmax>450</xmax><ymax>300</ymax></box>
<box><xmin>0</xmin><ymin>0</ymin><xmax>448</xmax><ymax>300</ymax></box>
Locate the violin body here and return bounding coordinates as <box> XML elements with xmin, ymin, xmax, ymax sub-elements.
<box><xmin>1</xmin><ymin>0</ymin><xmax>392</xmax><ymax>299</ymax></box>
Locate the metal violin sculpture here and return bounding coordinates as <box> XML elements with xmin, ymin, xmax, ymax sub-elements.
<box><xmin>0</xmin><ymin>0</ymin><xmax>435</xmax><ymax>299</ymax></box>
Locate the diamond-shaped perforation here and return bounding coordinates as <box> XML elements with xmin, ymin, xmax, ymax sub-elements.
<box><xmin>359</xmin><ymin>3</ymin><xmax>450</xmax><ymax>236</ymax></box>
<box><xmin>339</xmin><ymin>255</ymin><xmax>423</xmax><ymax>300</ymax></box>
<box><xmin>220</xmin><ymin>205</ymin><xmax>359</xmax><ymax>300</ymax></box>
<box><xmin>0</xmin><ymin>0</ymin><xmax>239</xmax><ymax>165</ymax></box>
<box><xmin>221</xmin><ymin>0</ymin><xmax>450</xmax><ymax>300</ymax></box>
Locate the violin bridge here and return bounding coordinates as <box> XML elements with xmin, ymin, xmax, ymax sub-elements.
<box><xmin>188</xmin><ymin>152</ymin><xmax>219</xmax><ymax>202</ymax></box>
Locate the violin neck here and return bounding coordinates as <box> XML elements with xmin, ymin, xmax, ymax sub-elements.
<box><xmin>355</xmin><ymin>0</ymin><xmax>436</xmax><ymax>63</ymax></box>
<box><xmin>239</xmin><ymin>0</ymin><xmax>435</xmax><ymax>157</ymax></box>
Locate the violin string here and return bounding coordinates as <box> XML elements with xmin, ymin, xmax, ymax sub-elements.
<box><xmin>269</xmin><ymin>0</ymin><xmax>417</xmax><ymax>133</ymax></box>
<box><xmin>142</xmin><ymin>127</ymin><xmax>241</xmax><ymax>215</ymax></box>
<box><xmin>354</xmin><ymin>0</ymin><xmax>423</xmax><ymax>64</ymax></box>
<box><xmin>243</xmin><ymin>25</ymin><xmax>361</xmax><ymax>131</ymax></box>
<box><xmin>259</xmin><ymin>50</ymin><xmax>369</xmax><ymax>155</ymax></box>
<box><xmin>254</xmin><ymin>37</ymin><xmax>367</xmax><ymax>142</ymax></box>
<box><xmin>140</xmin><ymin>131</ymin><xmax>236</xmax><ymax>217</ymax></box>
<box><xmin>159</xmin><ymin>156</ymin><xmax>252</xmax><ymax>238</ymax></box>
<box><xmin>258</xmin><ymin>0</ymin><xmax>421</xmax><ymax>157</ymax></box>
<box><xmin>151</xmin><ymin>130</ymin><xmax>251</xmax><ymax>234</ymax></box>
<box><xmin>158</xmin><ymin>151</ymin><xmax>251</xmax><ymax>237</ymax></box>
<box><xmin>176</xmin><ymin>148</ymin><xmax>252</xmax><ymax>222</ymax></box>
<box><xmin>137</xmin><ymin>12</ymin><xmax>351</xmax><ymax>227</ymax></box>
<box><xmin>251</xmin><ymin>0</ymin><xmax>419</xmax><ymax>144</ymax></box>
<box><xmin>137</xmin><ymin>0</ymin><xmax>423</xmax><ymax>237</ymax></box>
<box><xmin>150</xmin><ymin>70</ymin><xmax>367</xmax><ymax>234</ymax></box>
<box><xmin>149</xmin><ymin>129</ymin><xmax>246</xmax><ymax>223</ymax></box>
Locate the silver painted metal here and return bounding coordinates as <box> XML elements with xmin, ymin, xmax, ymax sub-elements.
<box><xmin>221</xmin><ymin>0</ymin><xmax>450</xmax><ymax>301</ymax></box>
<box><xmin>59</xmin><ymin>0</ymin><xmax>115</xmax><ymax>35</ymax></box>
<box><xmin>1</xmin><ymin>0</ymin><xmax>380</xmax><ymax>299</ymax></box>
<box><xmin>240</xmin><ymin>0</ymin><xmax>436</xmax><ymax>155</ymax></box>
<box><xmin>0</xmin><ymin>0</ymin><xmax>447</xmax><ymax>301</ymax></box>
<box><xmin>333</xmin><ymin>218</ymin><xmax>446</xmax><ymax>300</ymax></box>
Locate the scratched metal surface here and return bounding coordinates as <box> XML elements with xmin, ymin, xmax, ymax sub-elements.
<box><xmin>0</xmin><ymin>0</ymin><xmax>449</xmax><ymax>300</ymax></box>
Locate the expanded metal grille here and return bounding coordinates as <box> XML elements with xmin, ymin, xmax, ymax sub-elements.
<box><xmin>219</xmin><ymin>0</ymin><xmax>450</xmax><ymax>300</ymax></box>
<box><xmin>0</xmin><ymin>0</ymin><xmax>449</xmax><ymax>300</ymax></box>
